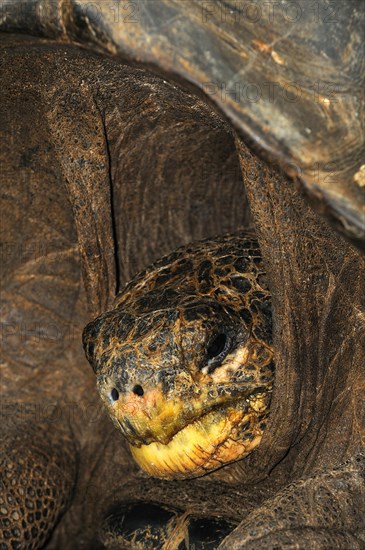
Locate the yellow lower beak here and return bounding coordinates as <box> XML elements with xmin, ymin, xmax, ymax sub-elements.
<box><xmin>130</xmin><ymin>402</ymin><xmax>264</xmax><ymax>479</ymax></box>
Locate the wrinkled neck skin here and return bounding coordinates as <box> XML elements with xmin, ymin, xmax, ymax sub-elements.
<box><xmin>89</xmin><ymin>136</ymin><xmax>364</xmax><ymax>488</ymax></box>
<box><xmin>43</xmin><ymin>49</ymin><xmax>363</xmax><ymax>488</ymax></box>
<box><xmin>102</xmin><ymin>136</ymin><xmax>364</xmax><ymax>489</ymax></box>
<box><xmin>233</xmin><ymin>139</ymin><xmax>365</xmax><ymax>487</ymax></box>
<box><xmin>109</xmin><ymin>148</ymin><xmax>364</xmax><ymax>489</ymax></box>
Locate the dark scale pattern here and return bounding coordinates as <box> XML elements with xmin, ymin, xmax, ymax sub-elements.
<box><xmin>0</xmin><ymin>426</ymin><xmax>75</xmax><ymax>550</ymax></box>
<box><xmin>83</xmin><ymin>231</ymin><xmax>274</xmax><ymax>475</ymax></box>
<box><xmin>84</xmin><ymin>232</ymin><xmax>273</xmax><ymax>367</ymax></box>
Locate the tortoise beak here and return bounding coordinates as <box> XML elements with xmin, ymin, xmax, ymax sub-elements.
<box><xmin>129</xmin><ymin>394</ymin><xmax>270</xmax><ymax>480</ymax></box>
<box><xmin>103</xmin><ymin>378</ymin><xmax>271</xmax><ymax>480</ymax></box>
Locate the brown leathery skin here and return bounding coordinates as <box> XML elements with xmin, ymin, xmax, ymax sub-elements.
<box><xmin>83</xmin><ymin>231</ymin><xmax>274</xmax><ymax>479</ymax></box>
<box><xmin>1</xmin><ymin>23</ymin><xmax>364</xmax><ymax>548</ymax></box>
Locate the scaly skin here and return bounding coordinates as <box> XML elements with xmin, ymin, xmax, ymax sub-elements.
<box><xmin>83</xmin><ymin>232</ymin><xmax>274</xmax><ymax>479</ymax></box>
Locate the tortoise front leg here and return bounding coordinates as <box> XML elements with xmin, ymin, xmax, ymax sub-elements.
<box><xmin>0</xmin><ymin>415</ymin><xmax>77</xmax><ymax>550</ymax></box>
<box><xmin>0</xmin><ymin>243</ymin><xmax>85</xmax><ymax>549</ymax></box>
<box><xmin>218</xmin><ymin>453</ymin><xmax>365</xmax><ymax>549</ymax></box>
<box><xmin>0</xmin><ymin>273</ymin><xmax>82</xmax><ymax>550</ymax></box>
<box><xmin>0</xmin><ymin>229</ymin><xmax>84</xmax><ymax>548</ymax></box>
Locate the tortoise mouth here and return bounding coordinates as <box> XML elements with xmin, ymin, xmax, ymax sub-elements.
<box><xmin>128</xmin><ymin>390</ymin><xmax>270</xmax><ymax>480</ymax></box>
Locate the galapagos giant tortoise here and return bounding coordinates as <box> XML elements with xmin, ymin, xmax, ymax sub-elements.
<box><xmin>0</xmin><ymin>1</ymin><xmax>364</xmax><ymax>549</ymax></box>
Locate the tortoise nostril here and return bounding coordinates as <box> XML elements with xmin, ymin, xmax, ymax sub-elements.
<box><xmin>110</xmin><ymin>388</ymin><xmax>119</xmax><ymax>402</ymax></box>
<box><xmin>133</xmin><ymin>384</ymin><xmax>144</xmax><ymax>397</ymax></box>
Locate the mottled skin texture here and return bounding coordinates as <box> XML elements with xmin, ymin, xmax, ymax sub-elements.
<box><xmin>0</xmin><ymin>423</ymin><xmax>76</xmax><ymax>550</ymax></box>
<box><xmin>83</xmin><ymin>233</ymin><xmax>274</xmax><ymax>479</ymax></box>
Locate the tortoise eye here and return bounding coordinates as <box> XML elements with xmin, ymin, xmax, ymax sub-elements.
<box><xmin>207</xmin><ymin>333</ymin><xmax>228</xmax><ymax>359</ymax></box>
<box><xmin>110</xmin><ymin>388</ymin><xmax>119</xmax><ymax>402</ymax></box>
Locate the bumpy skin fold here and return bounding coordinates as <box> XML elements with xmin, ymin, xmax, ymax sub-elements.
<box><xmin>218</xmin><ymin>453</ymin><xmax>365</xmax><ymax>549</ymax></box>
<box><xmin>1</xmin><ymin>0</ymin><xmax>364</xmax><ymax>251</ymax></box>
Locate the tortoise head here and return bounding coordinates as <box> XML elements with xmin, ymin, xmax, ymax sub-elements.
<box><xmin>83</xmin><ymin>292</ymin><xmax>274</xmax><ymax>479</ymax></box>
